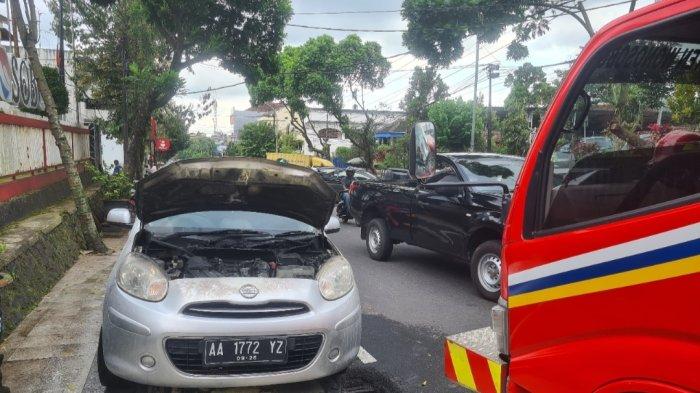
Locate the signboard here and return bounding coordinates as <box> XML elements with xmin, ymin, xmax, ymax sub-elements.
<box><xmin>155</xmin><ymin>138</ymin><xmax>171</xmax><ymax>152</ymax></box>
<box><xmin>0</xmin><ymin>46</ymin><xmax>45</xmax><ymax>111</ymax></box>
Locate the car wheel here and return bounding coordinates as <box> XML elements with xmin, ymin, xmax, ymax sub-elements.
<box><xmin>366</xmin><ymin>218</ymin><xmax>393</xmax><ymax>261</ymax></box>
<box><xmin>470</xmin><ymin>240</ymin><xmax>502</xmax><ymax>301</ymax></box>
<box><xmin>97</xmin><ymin>330</ymin><xmax>133</xmax><ymax>388</ymax></box>
<box><xmin>341</xmin><ymin>217</ymin><xmax>349</xmax><ymax>223</ymax></box>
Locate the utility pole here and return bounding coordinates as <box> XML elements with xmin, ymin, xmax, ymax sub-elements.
<box><xmin>213</xmin><ymin>100</ymin><xmax>218</xmax><ymax>134</ymax></box>
<box><xmin>58</xmin><ymin>0</ymin><xmax>65</xmax><ymax>84</ymax></box>
<box><xmin>68</xmin><ymin>0</ymin><xmax>79</xmax><ymax>125</ymax></box>
<box><xmin>121</xmin><ymin>35</ymin><xmax>129</xmax><ymax>168</ymax></box>
<box><xmin>470</xmin><ymin>36</ymin><xmax>479</xmax><ymax>152</ymax></box>
<box><xmin>485</xmin><ymin>63</ymin><xmax>500</xmax><ymax>152</ymax></box>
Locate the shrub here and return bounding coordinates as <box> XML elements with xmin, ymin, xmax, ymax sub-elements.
<box><xmin>86</xmin><ymin>163</ymin><xmax>133</xmax><ymax>200</ymax></box>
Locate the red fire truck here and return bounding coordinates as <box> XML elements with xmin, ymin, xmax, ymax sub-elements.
<box><xmin>411</xmin><ymin>1</ymin><xmax>700</xmax><ymax>391</ymax></box>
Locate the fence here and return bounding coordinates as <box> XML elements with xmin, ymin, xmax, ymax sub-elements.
<box><xmin>0</xmin><ymin>113</ymin><xmax>91</xmax><ymax>203</ymax></box>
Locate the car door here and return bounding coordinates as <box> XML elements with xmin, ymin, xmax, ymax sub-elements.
<box><xmin>411</xmin><ymin>157</ymin><xmax>470</xmax><ymax>257</ymax></box>
<box><xmin>503</xmin><ymin>4</ymin><xmax>700</xmax><ymax>391</ymax></box>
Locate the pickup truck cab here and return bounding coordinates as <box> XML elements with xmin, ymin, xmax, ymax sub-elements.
<box><xmin>350</xmin><ymin>152</ymin><xmax>523</xmax><ymax>300</ymax></box>
<box><xmin>432</xmin><ymin>1</ymin><xmax>700</xmax><ymax>392</ymax></box>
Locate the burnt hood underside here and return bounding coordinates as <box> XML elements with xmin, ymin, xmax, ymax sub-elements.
<box><xmin>136</xmin><ymin>158</ymin><xmax>336</xmax><ymax>229</ymax></box>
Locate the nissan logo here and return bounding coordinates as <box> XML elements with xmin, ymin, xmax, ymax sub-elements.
<box><xmin>239</xmin><ymin>284</ymin><xmax>259</xmax><ymax>299</ymax></box>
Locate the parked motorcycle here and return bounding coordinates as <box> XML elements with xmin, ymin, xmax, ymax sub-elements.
<box><xmin>337</xmin><ymin>191</ymin><xmax>353</xmax><ymax>223</ymax></box>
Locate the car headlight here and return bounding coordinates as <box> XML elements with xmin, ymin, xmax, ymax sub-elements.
<box><xmin>117</xmin><ymin>252</ymin><xmax>168</xmax><ymax>302</ymax></box>
<box><xmin>317</xmin><ymin>255</ymin><xmax>354</xmax><ymax>301</ymax></box>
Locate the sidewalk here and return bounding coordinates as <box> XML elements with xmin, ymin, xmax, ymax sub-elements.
<box><xmin>0</xmin><ymin>233</ymin><xmax>125</xmax><ymax>393</ymax></box>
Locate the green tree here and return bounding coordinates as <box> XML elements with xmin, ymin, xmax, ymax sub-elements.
<box><xmin>376</xmin><ymin>135</ymin><xmax>409</xmax><ymax>169</ymax></box>
<box><xmin>236</xmin><ymin>122</ymin><xmax>277</xmax><ymax>158</ymax></box>
<box><xmin>334</xmin><ymin>146</ymin><xmax>356</xmax><ymax>162</ymax></box>
<box><xmin>52</xmin><ymin>0</ymin><xmax>291</xmax><ymax>179</ymax></box>
<box><xmin>400</xmin><ymin>67</ymin><xmax>449</xmax><ymax>124</ymax></box>
<box><xmin>496</xmin><ymin>111</ymin><xmax>531</xmax><ymax>156</ymax></box>
<box><xmin>664</xmin><ymin>84</ymin><xmax>699</xmax><ymax>129</ymax></box>
<box><xmin>427</xmin><ymin>98</ymin><xmax>484</xmax><ymax>151</ymax></box>
<box><xmin>251</xmin><ymin>34</ymin><xmax>390</xmax><ymax>160</ymax></box>
<box><xmin>401</xmin><ymin>0</ymin><xmax>599</xmax><ymax>65</ymax></box>
<box><xmin>497</xmin><ymin>63</ymin><xmax>556</xmax><ymax>154</ymax></box>
<box><xmin>504</xmin><ymin>63</ymin><xmax>557</xmax><ymax>114</ymax></box>
<box><xmin>21</xmin><ymin>66</ymin><xmax>69</xmax><ymax>117</ymax></box>
<box><xmin>277</xmin><ymin>132</ymin><xmax>303</xmax><ymax>153</ymax></box>
<box><xmin>177</xmin><ymin>136</ymin><xmax>217</xmax><ymax>160</ymax></box>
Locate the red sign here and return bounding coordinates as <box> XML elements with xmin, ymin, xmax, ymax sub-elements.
<box><xmin>155</xmin><ymin>138</ymin><xmax>171</xmax><ymax>152</ymax></box>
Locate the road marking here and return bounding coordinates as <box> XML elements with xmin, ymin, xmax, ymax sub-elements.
<box><xmin>357</xmin><ymin>346</ymin><xmax>377</xmax><ymax>364</ymax></box>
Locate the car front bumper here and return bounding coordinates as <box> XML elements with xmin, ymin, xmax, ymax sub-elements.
<box><xmin>101</xmin><ymin>278</ymin><xmax>361</xmax><ymax>388</ymax></box>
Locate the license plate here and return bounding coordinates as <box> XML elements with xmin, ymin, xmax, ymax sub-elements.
<box><xmin>203</xmin><ymin>338</ymin><xmax>287</xmax><ymax>365</ymax></box>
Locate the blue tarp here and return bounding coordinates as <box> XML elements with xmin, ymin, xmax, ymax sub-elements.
<box><xmin>375</xmin><ymin>131</ymin><xmax>406</xmax><ymax>139</ymax></box>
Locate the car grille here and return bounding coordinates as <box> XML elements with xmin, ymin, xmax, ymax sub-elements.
<box><xmin>164</xmin><ymin>335</ymin><xmax>324</xmax><ymax>375</ymax></box>
<box><xmin>182</xmin><ymin>301</ymin><xmax>309</xmax><ymax>318</ymax></box>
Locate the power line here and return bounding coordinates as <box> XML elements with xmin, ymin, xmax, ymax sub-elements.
<box><xmin>292</xmin><ymin>1</ymin><xmax>578</xmax><ymax>15</ymax></box>
<box><xmin>178</xmin><ymin>81</ymin><xmax>246</xmax><ymax>96</ymax></box>
<box><xmin>386</xmin><ymin>51</ymin><xmax>411</xmax><ymax>59</ymax></box>
<box><xmin>288</xmin><ymin>1</ymin><xmax>634</xmax><ymax>33</ymax></box>
<box><xmin>287</xmin><ymin>23</ymin><xmax>406</xmax><ymax>33</ymax></box>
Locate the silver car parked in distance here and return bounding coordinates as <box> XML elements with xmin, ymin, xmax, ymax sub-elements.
<box><xmin>99</xmin><ymin>158</ymin><xmax>360</xmax><ymax>389</ymax></box>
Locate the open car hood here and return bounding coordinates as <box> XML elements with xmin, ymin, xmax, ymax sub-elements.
<box><xmin>135</xmin><ymin>158</ymin><xmax>337</xmax><ymax>229</ymax></box>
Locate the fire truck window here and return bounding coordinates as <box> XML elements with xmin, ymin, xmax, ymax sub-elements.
<box><xmin>542</xmin><ymin>38</ymin><xmax>700</xmax><ymax>231</ymax></box>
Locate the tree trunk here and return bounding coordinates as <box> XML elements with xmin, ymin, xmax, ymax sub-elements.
<box><xmin>11</xmin><ymin>0</ymin><xmax>107</xmax><ymax>252</ymax></box>
<box><xmin>124</xmin><ymin>126</ymin><xmax>146</xmax><ymax>179</ymax></box>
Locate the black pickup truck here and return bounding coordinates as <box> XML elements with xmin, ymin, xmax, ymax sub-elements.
<box><xmin>348</xmin><ymin>153</ymin><xmax>524</xmax><ymax>300</ymax></box>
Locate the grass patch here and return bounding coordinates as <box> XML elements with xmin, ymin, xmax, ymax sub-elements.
<box><xmin>0</xmin><ymin>243</ymin><xmax>5</xmax><ymax>254</ymax></box>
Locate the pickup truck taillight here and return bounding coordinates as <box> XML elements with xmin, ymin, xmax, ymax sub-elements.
<box><xmin>349</xmin><ymin>181</ymin><xmax>359</xmax><ymax>195</ymax></box>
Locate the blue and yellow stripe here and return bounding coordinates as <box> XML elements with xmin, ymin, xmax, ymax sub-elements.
<box><xmin>509</xmin><ymin>238</ymin><xmax>700</xmax><ymax>308</ymax></box>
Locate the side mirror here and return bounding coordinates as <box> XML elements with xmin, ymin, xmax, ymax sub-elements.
<box><xmin>566</xmin><ymin>91</ymin><xmax>591</xmax><ymax>132</ymax></box>
<box><xmin>409</xmin><ymin>122</ymin><xmax>437</xmax><ymax>179</ymax></box>
<box><xmin>106</xmin><ymin>207</ymin><xmax>133</xmax><ymax>227</ymax></box>
<box><xmin>324</xmin><ymin>216</ymin><xmax>341</xmax><ymax>234</ymax></box>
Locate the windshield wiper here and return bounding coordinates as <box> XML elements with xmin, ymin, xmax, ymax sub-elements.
<box><xmin>273</xmin><ymin>230</ymin><xmax>317</xmax><ymax>238</ymax></box>
<box><xmin>162</xmin><ymin>229</ymin><xmax>269</xmax><ymax>241</ymax></box>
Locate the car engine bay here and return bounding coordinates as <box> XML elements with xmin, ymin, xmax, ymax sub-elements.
<box><xmin>134</xmin><ymin>230</ymin><xmax>335</xmax><ymax>280</ymax></box>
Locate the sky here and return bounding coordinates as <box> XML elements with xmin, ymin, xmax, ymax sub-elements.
<box><xmin>31</xmin><ymin>0</ymin><xmax>655</xmax><ymax>135</ymax></box>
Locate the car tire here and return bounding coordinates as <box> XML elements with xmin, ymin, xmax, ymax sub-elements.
<box><xmin>470</xmin><ymin>240</ymin><xmax>502</xmax><ymax>301</ymax></box>
<box><xmin>366</xmin><ymin>218</ymin><xmax>393</xmax><ymax>261</ymax></box>
<box><xmin>341</xmin><ymin>216</ymin><xmax>349</xmax><ymax>223</ymax></box>
<box><xmin>97</xmin><ymin>330</ymin><xmax>133</xmax><ymax>388</ymax></box>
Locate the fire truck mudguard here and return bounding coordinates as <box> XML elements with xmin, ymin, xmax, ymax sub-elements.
<box><xmin>445</xmin><ymin>328</ymin><xmax>505</xmax><ymax>393</ymax></box>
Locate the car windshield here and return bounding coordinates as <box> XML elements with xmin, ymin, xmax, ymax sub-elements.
<box><xmin>454</xmin><ymin>157</ymin><xmax>524</xmax><ymax>192</ymax></box>
<box><xmin>144</xmin><ymin>211</ymin><xmax>316</xmax><ymax>237</ymax></box>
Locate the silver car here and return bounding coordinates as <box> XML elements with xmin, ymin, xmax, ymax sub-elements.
<box><xmin>99</xmin><ymin>158</ymin><xmax>360</xmax><ymax>389</ymax></box>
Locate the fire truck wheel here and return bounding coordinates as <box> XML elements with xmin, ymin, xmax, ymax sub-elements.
<box><xmin>366</xmin><ymin>218</ymin><xmax>393</xmax><ymax>261</ymax></box>
<box><xmin>471</xmin><ymin>240</ymin><xmax>502</xmax><ymax>301</ymax></box>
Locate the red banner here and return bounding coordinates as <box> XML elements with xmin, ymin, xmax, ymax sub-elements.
<box><xmin>155</xmin><ymin>138</ymin><xmax>171</xmax><ymax>152</ymax></box>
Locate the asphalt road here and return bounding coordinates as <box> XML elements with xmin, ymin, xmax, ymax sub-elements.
<box><xmin>83</xmin><ymin>220</ymin><xmax>492</xmax><ymax>393</ymax></box>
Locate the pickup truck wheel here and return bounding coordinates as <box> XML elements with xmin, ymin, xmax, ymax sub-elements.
<box><xmin>366</xmin><ymin>218</ymin><xmax>393</xmax><ymax>261</ymax></box>
<box><xmin>470</xmin><ymin>240</ymin><xmax>502</xmax><ymax>301</ymax></box>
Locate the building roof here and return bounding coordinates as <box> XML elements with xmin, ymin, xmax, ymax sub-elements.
<box><xmin>245</xmin><ymin>102</ymin><xmax>286</xmax><ymax>112</ymax></box>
